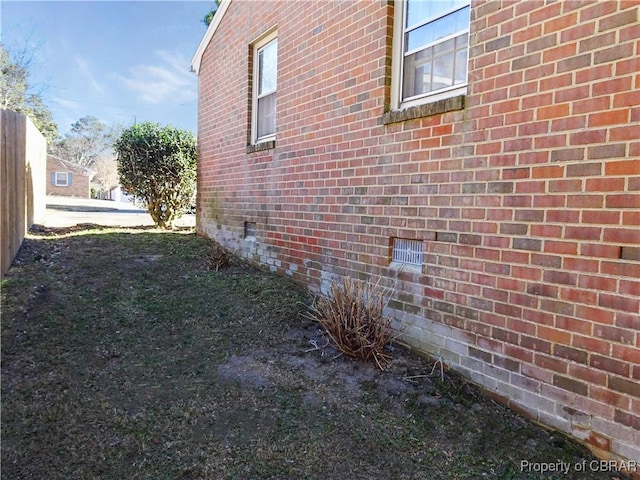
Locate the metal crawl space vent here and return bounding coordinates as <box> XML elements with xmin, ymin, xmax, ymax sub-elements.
<box><xmin>391</xmin><ymin>238</ymin><xmax>423</xmax><ymax>266</ymax></box>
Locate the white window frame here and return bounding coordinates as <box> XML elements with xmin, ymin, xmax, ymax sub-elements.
<box><xmin>391</xmin><ymin>0</ymin><xmax>470</xmax><ymax>110</ymax></box>
<box><xmin>55</xmin><ymin>172</ymin><xmax>69</xmax><ymax>186</ymax></box>
<box><xmin>251</xmin><ymin>29</ymin><xmax>278</xmax><ymax>145</ymax></box>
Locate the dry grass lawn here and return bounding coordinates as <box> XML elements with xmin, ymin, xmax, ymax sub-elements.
<box><xmin>1</xmin><ymin>225</ymin><xmax>627</xmax><ymax>479</ymax></box>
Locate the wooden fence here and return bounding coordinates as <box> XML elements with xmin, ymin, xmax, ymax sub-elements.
<box><xmin>1</xmin><ymin>110</ymin><xmax>47</xmax><ymax>279</ymax></box>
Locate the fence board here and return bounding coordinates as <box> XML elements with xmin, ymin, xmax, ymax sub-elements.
<box><xmin>1</xmin><ymin>110</ymin><xmax>47</xmax><ymax>279</ymax></box>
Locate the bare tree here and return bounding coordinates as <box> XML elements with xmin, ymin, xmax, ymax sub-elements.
<box><xmin>0</xmin><ymin>42</ymin><xmax>58</xmax><ymax>143</ymax></box>
<box><xmin>51</xmin><ymin>116</ymin><xmax>117</xmax><ymax>167</ymax></box>
<box><xmin>91</xmin><ymin>155</ymin><xmax>119</xmax><ymax>196</ymax></box>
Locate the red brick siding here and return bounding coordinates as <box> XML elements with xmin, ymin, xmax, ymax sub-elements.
<box><xmin>197</xmin><ymin>0</ymin><xmax>640</xmax><ymax>463</ymax></box>
<box><xmin>46</xmin><ymin>157</ymin><xmax>91</xmax><ymax>198</ymax></box>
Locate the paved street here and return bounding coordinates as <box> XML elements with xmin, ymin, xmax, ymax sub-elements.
<box><xmin>40</xmin><ymin>196</ymin><xmax>195</xmax><ymax>228</ymax></box>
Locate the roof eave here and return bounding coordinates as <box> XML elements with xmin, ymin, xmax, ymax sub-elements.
<box><xmin>190</xmin><ymin>0</ymin><xmax>232</xmax><ymax>74</ymax></box>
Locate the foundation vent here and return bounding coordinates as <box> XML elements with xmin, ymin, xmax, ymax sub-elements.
<box><xmin>392</xmin><ymin>238</ymin><xmax>423</xmax><ymax>266</ymax></box>
<box><xmin>244</xmin><ymin>221</ymin><xmax>257</xmax><ymax>239</ymax></box>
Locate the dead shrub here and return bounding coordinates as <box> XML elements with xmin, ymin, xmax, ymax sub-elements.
<box><xmin>207</xmin><ymin>240</ymin><xmax>234</xmax><ymax>271</ymax></box>
<box><xmin>306</xmin><ymin>276</ymin><xmax>396</xmax><ymax>370</ymax></box>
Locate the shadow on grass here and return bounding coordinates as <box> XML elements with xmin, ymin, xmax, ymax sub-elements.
<box><xmin>29</xmin><ymin>223</ymin><xmax>194</xmax><ymax>236</ymax></box>
<box><xmin>1</xmin><ymin>225</ymin><xmax>628</xmax><ymax>480</ymax></box>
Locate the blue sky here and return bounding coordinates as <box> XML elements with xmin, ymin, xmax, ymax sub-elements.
<box><xmin>1</xmin><ymin>1</ymin><xmax>214</xmax><ymax>136</ymax></box>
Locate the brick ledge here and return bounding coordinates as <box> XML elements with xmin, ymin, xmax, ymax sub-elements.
<box><xmin>247</xmin><ymin>140</ymin><xmax>276</xmax><ymax>154</ymax></box>
<box><xmin>382</xmin><ymin>95</ymin><xmax>465</xmax><ymax>125</ymax></box>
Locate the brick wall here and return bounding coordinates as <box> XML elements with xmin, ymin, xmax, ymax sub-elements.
<box><xmin>46</xmin><ymin>156</ymin><xmax>92</xmax><ymax>198</ymax></box>
<box><xmin>196</xmin><ymin>0</ymin><xmax>640</xmax><ymax>463</ymax></box>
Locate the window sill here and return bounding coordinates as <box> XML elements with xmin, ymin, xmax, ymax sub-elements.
<box><xmin>247</xmin><ymin>140</ymin><xmax>276</xmax><ymax>154</ymax></box>
<box><xmin>382</xmin><ymin>95</ymin><xmax>465</xmax><ymax>125</ymax></box>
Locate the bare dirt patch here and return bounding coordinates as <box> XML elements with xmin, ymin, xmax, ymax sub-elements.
<box><xmin>1</xmin><ymin>225</ymin><xmax>628</xmax><ymax>479</ymax></box>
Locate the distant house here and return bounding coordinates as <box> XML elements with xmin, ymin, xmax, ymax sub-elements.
<box><xmin>108</xmin><ymin>185</ymin><xmax>135</xmax><ymax>204</ymax></box>
<box><xmin>46</xmin><ymin>155</ymin><xmax>95</xmax><ymax>198</ymax></box>
<box><xmin>192</xmin><ymin>0</ymin><xmax>640</xmax><ymax>464</ymax></box>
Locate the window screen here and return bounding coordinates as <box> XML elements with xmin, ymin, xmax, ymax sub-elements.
<box><xmin>401</xmin><ymin>0</ymin><xmax>470</xmax><ymax>102</ymax></box>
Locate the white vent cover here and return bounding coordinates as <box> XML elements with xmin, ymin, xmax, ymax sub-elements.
<box><xmin>392</xmin><ymin>238</ymin><xmax>423</xmax><ymax>266</ymax></box>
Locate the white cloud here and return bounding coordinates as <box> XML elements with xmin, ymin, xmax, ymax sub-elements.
<box><xmin>52</xmin><ymin>97</ymin><xmax>82</xmax><ymax>110</ymax></box>
<box><xmin>74</xmin><ymin>56</ymin><xmax>105</xmax><ymax>94</ymax></box>
<box><xmin>115</xmin><ymin>50</ymin><xmax>196</xmax><ymax>104</ymax></box>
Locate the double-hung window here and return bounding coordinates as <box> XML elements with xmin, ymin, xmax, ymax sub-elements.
<box><xmin>54</xmin><ymin>172</ymin><xmax>70</xmax><ymax>186</ymax></box>
<box><xmin>252</xmin><ymin>31</ymin><xmax>278</xmax><ymax>144</ymax></box>
<box><xmin>393</xmin><ymin>0</ymin><xmax>470</xmax><ymax>109</ymax></box>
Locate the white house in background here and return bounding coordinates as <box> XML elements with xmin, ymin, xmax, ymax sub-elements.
<box><xmin>108</xmin><ymin>185</ymin><xmax>135</xmax><ymax>204</ymax></box>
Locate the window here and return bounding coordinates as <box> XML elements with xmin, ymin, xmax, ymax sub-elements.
<box><xmin>54</xmin><ymin>172</ymin><xmax>70</xmax><ymax>186</ymax></box>
<box><xmin>392</xmin><ymin>0</ymin><xmax>470</xmax><ymax>109</ymax></box>
<box><xmin>252</xmin><ymin>31</ymin><xmax>277</xmax><ymax>144</ymax></box>
<box><xmin>391</xmin><ymin>238</ymin><xmax>423</xmax><ymax>266</ymax></box>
